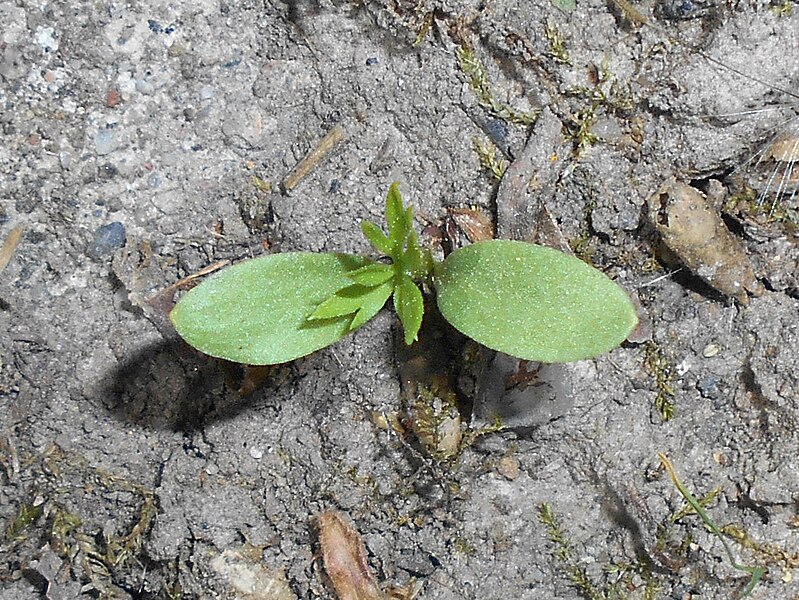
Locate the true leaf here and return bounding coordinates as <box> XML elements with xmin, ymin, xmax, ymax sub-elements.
<box><xmin>361</xmin><ymin>220</ymin><xmax>392</xmax><ymax>256</ymax></box>
<box><xmin>349</xmin><ymin>281</ymin><xmax>394</xmax><ymax>330</ymax></box>
<box><xmin>385</xmin><ymin>182</ymin><xmax>407</xmax><ymax>254</ymax></box>
<box><xmin>309</xmin><ymin>280</ymin><xmax>394</xmax><ymax>331</ymax></box>
<box><xmin>170</xmin><ymin>253</ymin><xmax>371</xmax><ymax>365</ymax></box>
<box><xmin>393</xmin><ymin>274</ymin><xmax>424</xmax><ymax>345</ymax></box>
<box><xmin>346</xmin><ymin>263</ymin><xmax>394</xmax><ymax>287</ymax></box>
<box><xmin>434</xmin><ymin>240</ymin><xmax>638</xmax><ymax>362</ymax></box>
<box><xmin>400</xmin><ymin>230</ymin><xmax>431</xmax><ymax>280</ymax></box>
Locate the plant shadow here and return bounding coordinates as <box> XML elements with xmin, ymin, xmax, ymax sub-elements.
<box><xmin>96</xmin><ymin>337</ymin><xmax>277</xmax><ymax>432</ymax></box>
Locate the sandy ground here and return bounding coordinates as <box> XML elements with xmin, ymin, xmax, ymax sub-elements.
<box><xmin>1</xmin><ymin>0</ymin><xmax>798</xmax><ymax>598</ymax></box>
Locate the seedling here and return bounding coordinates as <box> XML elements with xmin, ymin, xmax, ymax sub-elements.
<box><xmin>170</xmin><ymin>183</ymin><xmax>638</xmax><ymax>365</ymax></box>
<box><xmin>659</xmin><ymin>453</ymin><xmax>764</xmax><ymax>597</ymax></box>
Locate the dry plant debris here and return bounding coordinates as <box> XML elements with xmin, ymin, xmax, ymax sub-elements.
<box><xmin>0</xmin><ymin>226</ymin><xmax>23</xmax><ymax>273</ymax></box>
<box><xmin>648</xmin><ymin>179</ymin><xmax>763</xmax><ymax>303</ymax></box>
<box><xmin>210</xmin><ymin>549</ymin><xmax>296</xmax><ymax>600</ymax></box>
<box><xmin>315</xmin><ymin>510</ymin><xmax>386</xmax><ymax>600</ymax></box>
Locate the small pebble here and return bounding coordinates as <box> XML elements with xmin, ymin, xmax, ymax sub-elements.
<box><xmin>94</xmin><ymin>128</ymin><xmax>117</xmax><ymax>155</ymax></box>
<box><xmin>497</xmin><ymin>455</ymin><xmax>521</xmax><ymax>480</ymax></box>
<box><xmin>697</xmin><ymin>375</ymin><xmax>720</xmax><ymax>399</ymax></box>
<box><xmin>365</xmin><ymin>57</ymin><xmax>378</xmax><ymax>66</ymax></box>
<box><xmin>98</xmin><ymin>163</ymin><xmax>118</xmax><ymax>179</ymax></box>
<box><xmin>34</xmin><ymin>26</ymin><xmax>58</xmax><ymax>53</ymax></box>
<box><xmin>702</xmin><ymin>343</ymin><xmax>720</xmax><ymax>358</ymax></box>
<box><xmin>484</xmin><ymin>118</ymin><xmax>509</xmax><ymax>147</ymax></box>
<box><xmin>106</xmin><ymin>88</ymin><xmax>121</xmax><ymax>108</ymax></box>
<box><xmin>249</xmin><ymin>447</ymin><xmax>264</xmax><ymax>460</ymax></box>
<box><xmin>136</xmin><ymin>78</ymin><xmax>155</xmax><ymax>95</ymax></box>
<box><xmin>86</xmin><ymin>221</ymin><xmax>126</xmax><ymax>259</ymax></box>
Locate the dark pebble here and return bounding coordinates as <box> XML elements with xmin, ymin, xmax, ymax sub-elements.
<box><xmin>87</xmin><ymin>221</ymin><xmax>126</xmax><ymax>259</ymax></box>
<box><xmin>697</xmin><ymin>375</ymin><xmax>720</xmax><ymax>399</ymax></box>
<box><xmin>98</xmin><ymin>163</ymin><xmax>118</xmax><ymax>179</ymax></box>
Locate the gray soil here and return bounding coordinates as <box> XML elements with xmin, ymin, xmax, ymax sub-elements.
<box><xmin>1</xmin><ymin>0</ymin><xmax>798</xmax><ymax>599</ymax></box>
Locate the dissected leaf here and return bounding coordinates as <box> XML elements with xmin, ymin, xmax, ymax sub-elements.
<box><xmin>346</xmin><ymin>263</ymin><xmax>394</xmax><ymax>287</ymax></box>
<box><xmin>307</xmin><ymin>285</ymin><xmax>368</xmax><ymax>320</ymax></box>
<box><xmin>361</xmin><ymin>221</ymin><xmax>392</xmax><ymax>256</ymax></box>
<box><xmin>393</xmin><ymin>274</ymin><xmax>424</xmax><ymax>345</ymax></box>
<box><xmin>403</xmin><ymin>205</ymin><xmax>414</xmax><ymax>233</ymax></box>
<box><xmin>434</xmin><ymin>240</ymin><xmax>637</xmax><ymax>362</ymax></box>
<box><xmin>170</xmin><ymin>253</ymin><xmax>370</xmax><ymax>365</ymax></box>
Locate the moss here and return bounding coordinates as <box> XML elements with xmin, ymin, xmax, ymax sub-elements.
<box><xmin>544</xmin><ymin>21</ymin><xmax>571</xmax><ymax>65</ymax></box>
<box><xmin>537</xmin><ymin>503</ymin><xmax>613</xmax><ymax>600</ymax></box>
<box><xmin>564</xmin><ymin>61</ymin><xmax>633</xmax><ymax>156</ymax></box>
<box><xmin>4</xmin><ymin>444</ymin><xmax>159</xmax><ymax>597</ymax></box>
<box><xmin>643</xmin><ymin>341</ymin><xmax>676</xmax><ymax>421</ymax></box>
<box><xmin>456</xmin><ymin>46</ymin><xmax>538</xmax><ymax>126</ymax></box>
<box><xmin>5</xmin><ymin>503</ymin><xmax>44</xmax><ymax>542</ymax></box>
<box><xmin>472</xmin><ymin>136</ymin><xmax>508</xmax><ymax>179</ymax></box>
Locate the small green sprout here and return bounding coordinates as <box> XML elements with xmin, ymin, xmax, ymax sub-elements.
<box><xmin>659</xmin><ymin>453</ymin><xmax>764</xmax><ymax>597</ymax></box>
<box><xmin>170</xmin><ymin>183</ymin><xmax>638</xmax><ymax>365</ymax></box>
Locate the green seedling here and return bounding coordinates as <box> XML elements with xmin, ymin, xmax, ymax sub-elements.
<box><xmin>171</xmin><ymin>182</ymin><xmax>638</xmax><ymax>365</ymax></box>
<box><xmin>659</xmin><ymin>453</ymin><xmax>764</xmax><ymax>598</ymax></box>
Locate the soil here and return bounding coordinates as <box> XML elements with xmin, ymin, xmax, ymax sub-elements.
<box><xmin>1</xmin><ymin>1</ymin><xmax>798</xmax><ymax>599</ymax></box>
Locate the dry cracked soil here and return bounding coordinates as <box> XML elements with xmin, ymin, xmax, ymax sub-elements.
<box><xmin>1</xmin><ymin>0</ymin><xmax>798</xmax><ymax>599</ymax></box>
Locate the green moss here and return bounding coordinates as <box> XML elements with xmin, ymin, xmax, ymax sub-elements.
<box><xmin>472</xmin><ymin>136</ymin><xmax>508</xmax><ymax>179</ymax></box>
<box><xmin>5</xmin><ymin>445</ymin><xmax>159</xmax><ymax>597</ymax></box>
<box><xmin>643</xmin><ymin>341</ymin><xmax>676</xmax><ymax>421</ymax></box>
<box><xmin>456</xmin><ymin>46</ymin><xmax>538</xmax><ymax>126</ymax></box>
<box><xmin>537</xmin><ymin>503</ymin><xmax>609</xmax><ymax>600</ymax></box>
<box><xmin>564</xmin><ymin>60</ymin><xmax>633</xmax><ymax>156</ymax></box>
<box><xmin>539</xmin><ymin>501</ymin><xmax>667</xmax><ymax>599</ymax></box>
<box><xmin>5</xmin><ymin>503</ymin><xmax>44</xmax><ymax>542</ymax></box>
<box><xmin>544</xmin><ymin>21</ymin><xmax>571</xmax><ymax>65</ymax></box>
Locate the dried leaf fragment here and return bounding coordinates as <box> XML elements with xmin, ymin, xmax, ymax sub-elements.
<box><xmin>211</xmin><ymin>549</ymin><xmax>297</xmax><ymax>600</ymax></box>
<box><xmin>446</xmin><ymin>206</ymin><xmax>495</xmax><ymax>243</ymax></box>
<box><xmin>648</xmin><ymin>179</ymin><xmax>763</xmax><ymax>303</ymax></box>
<box><xmin>315</xmin><ymin>511</ymin><xmax>387</xmax><ymax>600</ymax></box>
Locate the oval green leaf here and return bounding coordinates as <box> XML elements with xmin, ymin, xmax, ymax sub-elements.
<box><xmin>171</xmin><ymin>253</ymin><xmax>371</xmax><ymax>365</ymax></box>
<box><xmin>434</xmin><ymin>240</ymin><xmax>638</xmax><ymax>362</ymax></box>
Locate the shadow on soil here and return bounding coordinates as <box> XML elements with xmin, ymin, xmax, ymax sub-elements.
<box><xmin>96</xmin><ymin>338</ymin><xmax>267</xmax><ymax>431</ymax></box>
